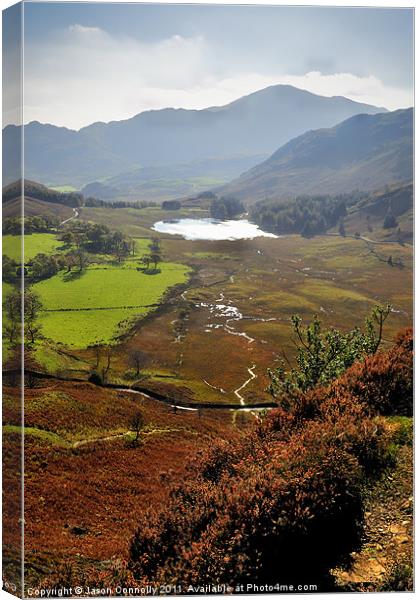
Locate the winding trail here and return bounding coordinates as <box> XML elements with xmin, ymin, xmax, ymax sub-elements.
<box><xmin>234</xmin><ymin>364</ymin><xmax>257</xmax><ymax>405</ymax></box>
<box><xmin>60</xmin><ymin>207</ymin><xmax>79</xmax><ymax>226</ymax></box>
<box><xmin>117</xmin><ymin>387</ymin><xmax>198</xmax><ymax>411</ymax></box>
<box><xmin>203</xmin><ymin>380</ymin><xmax>227</xmax><ymax>394</ymax></box>
<box><xmin>73</xmin><ymin>427</ymin><xmax>181</xmax><ymax>448</ymax></box>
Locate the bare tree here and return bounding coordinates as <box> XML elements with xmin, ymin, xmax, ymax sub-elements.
<box><xmin>129</xmin><ymin>349</ymin><xmax>146</xmax><ymax>377</ymax></box>
<box><xmin>91</xmin><ymin>343</ymin><xmax>102</xmax><ymax>369</ymax></box>
<box><xmin>101</xmin><ymin>346</ymin><xmax>113</xmax><ymax>382</ymax></box>
<box><xmin>129</xmin><ymin>411</ymin><xmax>144</xmax><ymax>445</ymax></box>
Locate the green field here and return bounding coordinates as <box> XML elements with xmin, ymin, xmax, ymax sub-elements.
<box><xmin>48</xmin><ymin>185</ymin><xmax>78</xmax><ymax>193</ymax></box>
<box><xmin>33</xmin><ymin>262</ymin><xmax>190</xmax><ymax>347</ymax></box>
<box><xmin>3</xmin><ymin>233</ymin><xmax>62</xmax><ymax>263</ymax></box>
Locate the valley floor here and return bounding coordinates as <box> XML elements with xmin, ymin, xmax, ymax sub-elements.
<box><xmin>2</xmin><ymin>204</ymin><xmax>413</xmax><ymax>592</ymax></box>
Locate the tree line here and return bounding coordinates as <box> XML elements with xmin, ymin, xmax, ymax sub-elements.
<box><xmin>84</xmin><ymin>197</ymin><xmax>157</xmax><ymax>209</ymax></box>
<box><xmin>250</xmin><ymin>194</ymin><xmax>361</xmax><ymax>237</ymax></box>
<box><xmin>3</xmin><ymin>215</ymin><xmax>61</xmax><ymax>235</ymax></box>
<box><xmin>210</xmin><ymin>195</ymin><xmax>245</xmax><ymax>220</ymax></box>
<box><xmin>3</xmin><ymin>229</ymin><xmax>164</xmax><ymax>286</ymax></box>
<box><xmin>2</xmin><ymin>180</ymin><xmax>83</xmax><ymax>207</ymax></box>
<box><xmin>2</xmin><ymin>179</ymin><xmax>159</xmax><ymax>211</ymax></box>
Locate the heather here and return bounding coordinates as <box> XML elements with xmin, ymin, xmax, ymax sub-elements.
<box><xmin>126</xmin><ymin>329</ymin><xmax>412</xmax><ymax>589</ymax></box>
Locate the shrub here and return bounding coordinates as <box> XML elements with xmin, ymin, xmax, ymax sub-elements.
<box><xmin>333</xmin><ymin>329</ymin><xmax>413</xmax><ymax>416</ymax></box>
<box><xmin>88</xmin><ymin>371</ymin><xmax>103</xmax><ymax>385</ymax></box>
<box><xmin>127</xmin><ymin>330</ymin><xmax>410</xmax><ymax>589</ymax></box>
<box><xmin>129</xmin><ymin>421</ymin><xmax>371</xmax><ymax>587</ymax></box>
<box><xmin>268</xmin><ymin>305</ymin><xmax>391</xmax><ymax>399</ymax></box>
<box><xmin>129</xmin><ymin>397</ymin><xmax>394</xmax><ymax>587</ymax></box>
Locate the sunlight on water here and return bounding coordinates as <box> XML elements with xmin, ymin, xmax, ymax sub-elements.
<box><xmin>152</xmin><ymin>218</ymin><xmax>277</xmax><ymax>241</ymax></box>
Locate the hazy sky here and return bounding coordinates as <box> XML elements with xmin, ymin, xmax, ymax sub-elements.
<box><xmin>4</xmin><ymin>2</ymin><xmax>414</xmax><ymax>130</ymax></box>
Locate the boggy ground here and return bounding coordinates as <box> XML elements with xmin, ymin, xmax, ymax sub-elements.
<box><xmin>20</xmin><ymin>207</ymin><xmax>412</xmax><ymax>408</ymax></box>
<box><xmin>104</xmin><ymin>233</ymin><xmax>412</xmax><ymax>406</ymax></box>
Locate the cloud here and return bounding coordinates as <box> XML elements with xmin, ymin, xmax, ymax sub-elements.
<box><xmin>22</xmin><ymin>25</ymin><xmax>413</xmax><ymax>130</ymax></box>
<box><xmin>68</xmin><ymin>24</ymin><xmax>104</xmax><ymax>35</ymax></box>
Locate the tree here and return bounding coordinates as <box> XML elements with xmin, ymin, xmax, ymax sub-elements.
<box><xmin>338</xmin><ymin>220</ymin><xmax>346</xmax><ymax>237</ymax></box>
<box><xmin>101</xmin><ymin>346</ymin><xmax>113</xmax><ymax>383</ymax></box>
<box><xmin>129</xmin><ymin>349</ymin><xmax>146</xmax><ymax>377</ymax></box>
<box><xmin>74</xmin><ymin>249</ymin><xmax>89</xmax><ymax>272</ymax></box>
<box><xmin>162</xmin><ymin>200</ymin><xmax>181</xmax><ymax>210</ymax></box>
<box><xmin>3</xmin><ymin>291</ymin><xmax>21</xmax><ymax>344</ymax></box>
<box><xmin>90</xmin><ymin>343</ymin><xmax>102</xmax><ymax>369</ymax></box>
<box><xmin>150</xmin><ymin>253</ymin><xmax>161</xmax><ymax>271</ymax></box>
<box><xmin>65</xmin><ymin>252</ymin><xmax>77</xmax><ymax>272</ymax></box>
<box><xmin>129</xmin><ymin>411</ymin><xmax>144</xmax><ymax>446</ymax></box>
<box><xmin>24</xmin><ymin>289</ymin><xmax>43</xmax><ymax>345</ymax></box>
<box><xmin>61</xmin><ymin>231</ymin><xmax>74</xmax><ymax>246</ymax></box>
<box><xmin>141</xmin><ymin>255</ymin><xmax>151</xmax><ymax>270</ymax></box>
<box><xmin>2</xmin><ymin>255</ymin><xmax>18</xmax><ymax>283</ymax></box>
<box><xmin>3</xmin><ymin>290</ymin><xmax>40</xmax><ymax>347</ymax></box>
<box><xmin>384</xmin><ymin>212</ymin><xmax>398</xmax><ymax>229</ymax></box>
<box><xmin>30</xmin><ymin>253</ymin><xmax>60</xmax><ymax>281</ymax></box>
<box><xmin>149</xmin><ymin>237</ymin><xmax>161</xmax><ymax>253</ymax></box>
<box><xmin>268</xmin><ymin>304</ymin><xmax>391</xmax><ymax>402</ymax></box>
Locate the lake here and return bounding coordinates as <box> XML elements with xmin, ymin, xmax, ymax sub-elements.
<box><xmin>152</xmin><ymin>218</ymin><xmax>277</xmax><ymax>241</ymax></box>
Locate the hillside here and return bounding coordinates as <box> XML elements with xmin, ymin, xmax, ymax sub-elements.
<box><xmin>2</xmin><ymin>196</ymin><xmax>73</xmax><ymax>220</ymax></box>
<box><xmin>3</xmin><ymin>85</ymin><xmax>385</xmax><ymax>190</ymax></box>
<box><xmin>222</xmin><ymin>108</ymin><xmax>413</xmax><ymax>203</ymax></box>
<box><xmin>2</xmin><ymin>180</ymin><xmax>82</xmax><ymax>220</ymax></box>
<box><xmin>250</xmin><ymin>183</ymin><xmax>413</xmax><ymax>243</ymax></box>
<box><xmin>82</xmin><ymin>155</ymin><xmax>268</xmax><ymax>203</ymax></box>
<box><xmin>2</xmin><ymin>179</ymin><xmax>82</xmax><ymax>206</ymax></box>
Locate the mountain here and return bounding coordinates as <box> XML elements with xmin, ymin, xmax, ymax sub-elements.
<box><xmin>81</xmin><ymin>155</ymin><xmax>268</xmax><ymax>203</ymax></box>
<box><xmin>3</xmin><ymin>85</ymin><xmax>386</xmax><ymax>192</ymax></box>
<box><xmin>221</xmin><ymin>108</ymin><xmax>413</xmax><ymax>204</ymax></box>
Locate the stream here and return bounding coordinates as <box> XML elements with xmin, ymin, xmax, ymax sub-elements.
<box><xmin>234</xmin><ymin>364</ymin><xmax>257</xmax><ymax>405</ymax></box>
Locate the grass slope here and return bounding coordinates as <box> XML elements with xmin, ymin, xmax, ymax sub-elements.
<box><xmin>33</xmin><ymin>262</ymin><xmax>190</xmax><ymax>347</ymax></box>
<box><xmin>3</xmin><ymin>233</ymin><xmax>62</xmax><ymax>263</ymax></box>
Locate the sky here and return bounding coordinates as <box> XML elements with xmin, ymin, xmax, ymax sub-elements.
<box><xmin>3</xmin><ymin>2</ymin><xmax>414</xmax><ymax>130</ymax></box>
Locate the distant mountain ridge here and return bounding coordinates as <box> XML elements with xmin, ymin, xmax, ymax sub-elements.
<box><xmin>221</xmin><ymin>108</ymin><xmax>413</xmax><ymax>203</ymax></box>
<box><xmin>3</xmin><ymin>85</ymin><xmax>386</xmax><ymax>192</ymax></box>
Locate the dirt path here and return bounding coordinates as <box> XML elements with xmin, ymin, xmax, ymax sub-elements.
<box><xmin>333</xmin><ymin>442</ymin><xmax>413</xmax><ymax>591</ymax></box>
<box><xmin>72</xmin><ymin>427</ymin><xmax>178</xmax><ymax>448</ymax></box>
<box><xmin>60</xmin><ymin>207</ymin><xmax>79</xmax><ymax>226</ymax></box>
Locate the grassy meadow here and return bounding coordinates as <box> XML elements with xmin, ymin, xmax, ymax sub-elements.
<box><xmin>3</xmin><ymin>232</ymin><xmax>63</xmax><ymax>262</ymax></box>
<box><xmin>2</xmin><ymin>214</ymin><xmax>412</xmax><ymax>398</ymax></box>
<box><xmin>34</xmin><ymin>262</ymin><xmax>190</xmax><ymax>347</ymax></box>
